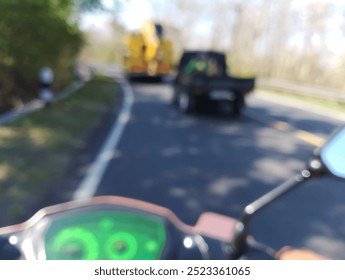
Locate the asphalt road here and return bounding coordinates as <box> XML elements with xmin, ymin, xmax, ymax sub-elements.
<box><xmin>95</xmin><ymin>81</ymin><xmax>345</xmax><ymax>259</ymax></box>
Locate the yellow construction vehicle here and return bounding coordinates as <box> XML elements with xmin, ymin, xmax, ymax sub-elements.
<box><xmin>123</xmin><ymin>21</ymin><xmax>173</xmax><ymax>81</ymax></box>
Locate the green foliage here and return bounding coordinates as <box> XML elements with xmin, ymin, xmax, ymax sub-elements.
<box><xmin>0</xmin><ymin>0</ymin><xmax>84</xmax><ymax>111</ymax></box>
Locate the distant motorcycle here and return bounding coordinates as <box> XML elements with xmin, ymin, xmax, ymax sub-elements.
<box><xmin>0</xmin><ymin>126</ymin><xmax>344</xmax><ymax>260</ymax></box>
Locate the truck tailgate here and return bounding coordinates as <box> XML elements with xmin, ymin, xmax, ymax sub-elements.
<box><xmin>178</xmin><ymin>75</ymin><xmax>255</xmax><ymax>95</ymax></box>
<box><xmin>207</xmin><ymin>77</ymin><xmax>255</xmax><ymax>95</ymax></box>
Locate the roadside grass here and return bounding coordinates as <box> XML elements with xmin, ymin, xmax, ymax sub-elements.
<box><xmin>0</xmin><ymin>78</ymin><xmax>118</xmax><ymax>223</ymax></box>
<box><xmin>257</xmin><ymin>87</ymin><xmax>345</xmax><ymax>114</ymax></box>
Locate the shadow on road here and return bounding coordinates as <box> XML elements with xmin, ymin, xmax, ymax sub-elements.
<box><xmin>94</xmin><ymin>83</ymin><xmax>345</xmax><ymax>259</ymax></box>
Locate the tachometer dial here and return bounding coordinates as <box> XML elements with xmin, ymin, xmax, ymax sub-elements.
<box><xmin>105</xmin><ymin>232</ymin><xmax>138</xmax><ymax>260</ymax></box>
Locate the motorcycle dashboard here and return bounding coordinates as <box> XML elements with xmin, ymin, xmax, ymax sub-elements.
<box><xmin>43</xmin><ymin>209</ymin><xmax>167</xmax><ymax>260</ymax></box>
<box><xmin>2</xmin><ymin>197</ymin><xmax>220</xmax><ymax>260</ymax></box>
<box><xmin>10</xmin><ymin>203</ymin><xmax>174</xmax><ymax>260</ymax></box>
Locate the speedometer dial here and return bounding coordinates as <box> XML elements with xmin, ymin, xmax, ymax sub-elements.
<box><xmin>47</xmin><ymin>227</ymin><xmax>99</xmax><ymax>260</ymax></box>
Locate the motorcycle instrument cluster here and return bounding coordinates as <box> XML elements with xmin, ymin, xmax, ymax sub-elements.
<box><xmin>44</xmin><ymin>210</ymin><xmax>167</xmax><ymax>260</ymax></box>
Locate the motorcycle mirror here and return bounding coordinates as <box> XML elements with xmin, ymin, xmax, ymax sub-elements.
<box><xmin>319</xmin><ymin>126</ymin><xmax>345</xmax><ymax>179</ymax></box>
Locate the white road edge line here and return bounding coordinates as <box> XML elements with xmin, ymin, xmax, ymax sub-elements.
<box><xmin>73</xmin><ymin>76</ymin><xmax>134</xmax><ymax>200</ymax></box>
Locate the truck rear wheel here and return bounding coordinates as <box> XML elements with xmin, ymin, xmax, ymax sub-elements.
<box><xmin>172</xmin><ymin>87</ymin><xmax>180</xmax><ymax>105</ymax></box>
<box><xmin>178</xmin><ymin>91</ymin><xmax>194</xmax><ymax>114</ymax></box>
<box><xmin>232</xmin><ymin>102</ymin><xmax>242</xmax><ymax>117</ymax></box>
<box><xmin>232</xmin><ymin>93</ymin><xmax>245</xmax><ymax>117</ymax></box>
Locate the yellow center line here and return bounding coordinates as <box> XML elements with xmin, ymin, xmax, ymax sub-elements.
<box><xmin>247</xmin><ymin>113</ymin><xmax>326</xmax><ymax>147</ymax></box>
<box><xmin>273</xmin><ymin>121</ymin><xmax>292</xmax><ymax>131</ymax></box>
<box><xmin>294</xmin><ymin>130</ymin><xmax>326</xmax><ymax>147</ymax></box>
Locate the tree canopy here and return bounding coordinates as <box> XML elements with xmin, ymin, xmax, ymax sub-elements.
<box><xmin>0</xmin><ymin>0</ymin><xmax>104</xmax><ymax>111</ymax></box>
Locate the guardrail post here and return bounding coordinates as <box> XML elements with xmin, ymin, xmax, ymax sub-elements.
<box><xmin>38</xmin><ymin>66</ymin><xmax>54</xmax><ymax>107</ymax></box>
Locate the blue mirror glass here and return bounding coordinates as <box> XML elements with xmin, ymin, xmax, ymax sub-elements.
<box><xmin>320</xmin><ymin>127</ymin><xmax>345</xmax><ymax>179</ymax></box>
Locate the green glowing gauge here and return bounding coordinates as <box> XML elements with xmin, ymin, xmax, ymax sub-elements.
<box><xmin>47</xmin><ymin>227</ymin><xmax>99</xmax><ymax>260</ymax></box>
<box><xmin>105</xmin><ymin>232</ymin><xmax>138</xmax><ymax>260</ymax></box>
<box><xmin>44</xmin><ymin>210</ymin><xmax>167</xmax><ymax>260</ymax></box>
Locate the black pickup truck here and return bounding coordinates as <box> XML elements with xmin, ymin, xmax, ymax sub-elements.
<box><xmin>172</xmin><ymin>51</ymin><xmax>255</xmax><ymax>117</ymax></box>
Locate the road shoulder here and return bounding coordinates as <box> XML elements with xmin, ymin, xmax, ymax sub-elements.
<box><xmin>0</xmin><ymin>78</ymin><xmax>122</xmax><ymax>227</ymax></box>
<box><xmin>255</xmin><ymin>89</ymin><xmax>345</xmax><ymax>122</ymax></box>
